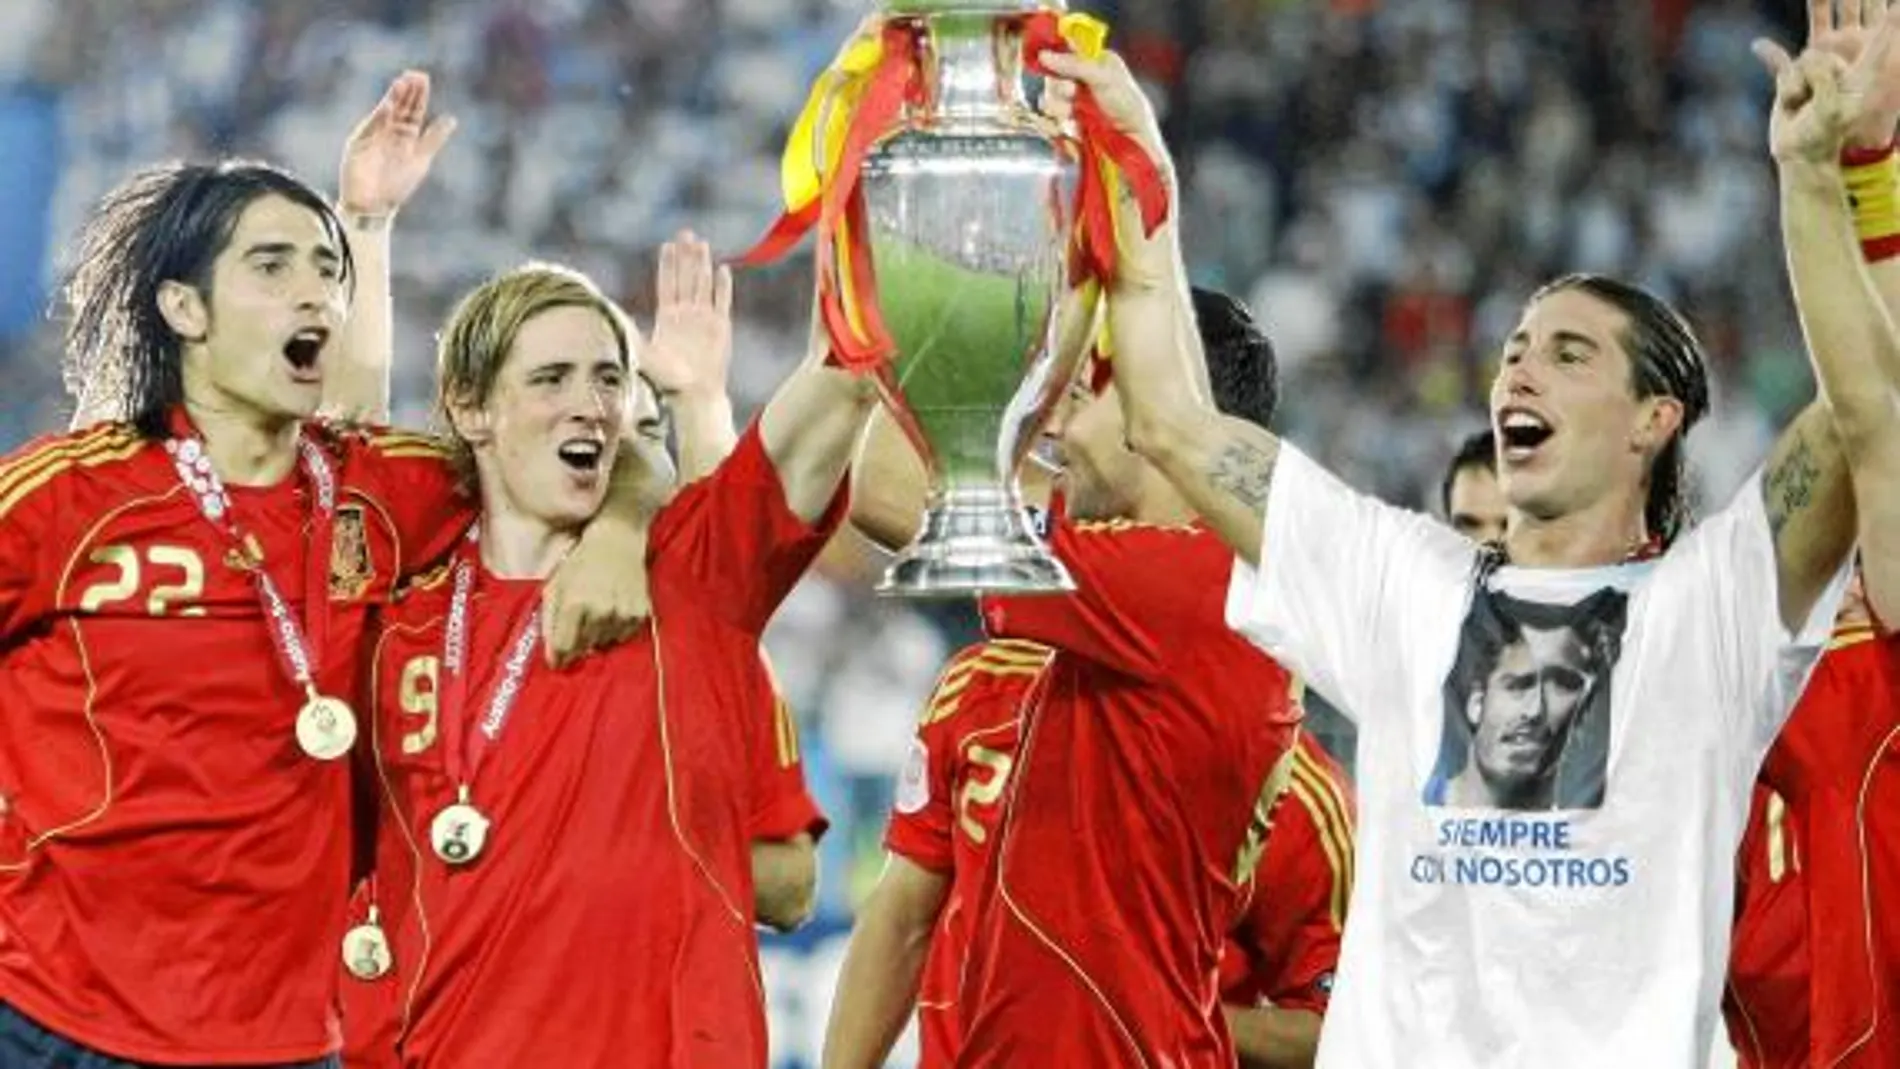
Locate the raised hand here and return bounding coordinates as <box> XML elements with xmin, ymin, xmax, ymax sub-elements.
<box><xmin>339</xmin><ymin>70</ymin><xmax>458</xmax><ymax>219</ymax></box>
<box><xmin>1807</xmin><ymin>0</ymin><xmax>1900</xmax><ymax>148</ymax></box>
<box><xmin>1756</xmin><ymin>42</ymin><xmax>1859</xmax><ymax>165</ymax></box>
<box><xmin>641</xmin><ymin>231</ymin><xmax>734</xmax><ymax>404</ymax></box>
<box><xmin>1037</xmin><ymin>49</ymin><xmax>1172</xmax><ymax>178</ymax></box>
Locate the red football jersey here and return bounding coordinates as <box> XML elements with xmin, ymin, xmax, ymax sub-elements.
<box><xmin>751</xmin><ymin>654</ymin><xmax>827</xmax><ymax>844</ymax></box>
<box><xmin>0</xmin><ymin>420</ymin><xmax>467</xmax><ymax>1064</ymax></box>
<box><xmin>360</xmin><ymin>426</ymin><xmax>839</xmax><ymax>1069</ymax></box>
<box><xmin>884</xmin><ymin>639</ymin><xmax>1051</xmax><ymax>1069</ymax></box>
<box><xmin>955</xmin><ymin>517</ymin><xmax>1302</xmax><ymax>1069</ymax></box>
<box><xmin>1217</xmin><ymin>731</ymin><xmax>1355</xmax><ymax>1016</ymax></box>
<box><xmin>340</xmin><ymin>657</ymin><xmax>823</xmax><ymax>1069</ymax></box>
<box><xmin>1733</xmin><ymin>626</ymin><xmax>1900</xmax><ymax>1068</ymax></box>
<box><xmin>1723</xmin><ymin>785</ymin><xmax>1811</xmax><ymax>1069</ymax></box>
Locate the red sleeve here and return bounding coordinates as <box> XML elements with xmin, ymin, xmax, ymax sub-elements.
<box><xmin>1759</xmin><ymin>631</ymin><xmax>1900</xmax><ymax>800</ymax></box>
<box><xmin>747</xmin><ymin>651</ymin><xmax>828</xmax><ymax>842</ymax></box>
<box><xmin>0</xmin><ymin>472</ymin><xmax>53</xmax><ymax>643</ymax></box>
<box><xmin>979</xmin><ymin>518</ymin><xmax>1231</xmax><ymax>681</ymax></box>
<box><xmin>651</xmin><ymin>421</ymin><xmax>847</xmax><ymax>635</ymax></box>
<box><xmin>1229</xmin><ymin>740</ymin><xmax>1354</xmax><ymax>1014</ymax></box>
<box><xmin>343</xmin><ymin>426</ymin><xmax>475</xmax><ymax>579</ymax></box>
<box><xmin>882</xmin><ymin>668</ymin><xmax>967</xmax><ymax>874</ymax></box>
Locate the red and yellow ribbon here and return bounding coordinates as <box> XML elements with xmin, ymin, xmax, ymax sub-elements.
<box><xmin>735</xmin><ymin>10</ymin><xmax>1171</xmax><ymax>375</ymax></box>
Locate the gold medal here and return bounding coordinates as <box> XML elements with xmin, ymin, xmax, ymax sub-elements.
<box><xmin>341</xmin><ymin>920</ymin><xmax>393</xmax><ymax>981</ymax></box>
<box><xmin>430</xmin><ymin>792</ymin><xmax>491</xmax><ymax>866</ymax></box>
<box><xmin>296</xmin><ymin>694</ymin><xmax>358</xmax><ymax>761</ymax></box>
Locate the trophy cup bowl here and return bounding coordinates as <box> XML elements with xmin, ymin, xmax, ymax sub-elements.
<box><xmin>853</xmin><ymin>0</ymin><xmax>1098</xmax><ymax>598</ymax></box>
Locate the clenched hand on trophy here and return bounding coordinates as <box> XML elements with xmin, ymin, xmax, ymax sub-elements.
<box><xmin>738</xmin><ymin>0</ymin><xmax>1172</xmax><ymax>597</ymax></box>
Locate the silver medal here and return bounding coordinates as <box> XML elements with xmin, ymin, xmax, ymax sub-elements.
<box><xmin>296</xmin><ymin>694</ymin><xmax>358</xmax><ymax>761</ymax></box>
<box><xmin>341</xmin><ymin>922</ymin><xmax>393</xmax><ymax>981</ymax></box>
<box><xmin>430</xmin><ymin>800</ymin><xmax>491</xmax><ymax>866</ymax></box>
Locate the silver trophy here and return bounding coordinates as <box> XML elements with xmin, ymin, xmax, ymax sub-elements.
<box><xmin>853</xmin><ymin>0</ymin><xmax>1100</xmax><ymax>597</ymax></box>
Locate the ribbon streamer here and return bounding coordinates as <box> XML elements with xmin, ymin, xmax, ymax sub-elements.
<box><xmin>735</xmin><ymin>10</ymin><xmax>1172</xmax><ymax>375</ymax></box>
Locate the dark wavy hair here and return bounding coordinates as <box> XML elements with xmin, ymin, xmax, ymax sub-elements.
<box><xmin>1529</xmin><ymin>274</ymin><xmax>1709</xmax><ymax>548</ymax></box>
<box><xmin>60</xmin><ymin>160</ymin><xmax>352</xmax><ymax>438</ymax></box>
<box><xmin>1192</xmin><ymin>287</ymin><xmax>1279</xmax><ymax>432</ymax></box>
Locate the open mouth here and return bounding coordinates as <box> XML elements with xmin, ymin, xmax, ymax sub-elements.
<box><xmin>283</xmin><ymin>328</ymin><xmax>329</xmax><ymax>376</ymax></box>
<box><xmin>1497</xmin><ymin>408</ymin><xmax>1554</xmax><ymax>460</ymax></box>
<box><xmin>555</xmin><ymin>438</ymin><xmax>606</xmax><ymax>475</ymax></box>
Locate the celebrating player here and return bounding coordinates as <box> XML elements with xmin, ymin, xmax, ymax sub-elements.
<box><xmin>0</xmin><ymin>72</ymin><xmax>656</xmax><ymax>1067</ymax></box>
<box><xmin>1721</xmin><ymin>11</ymin><xmax>1900</xmax><ymax>1065</ymax></box>
<box><xmin>346</xmin><ymin>239</ymin><xmax>873</xmax><ymax>1069</ymax></box>
<box><xmin>1036</xmin><ymin>21</ymin><xmax>1897</xmax><ymax>1064</ymax></box>
<box><xmin>840</xmin><ymin>288</ymin><xmax>1302</xmax><ymax>1067</ymax></box>
<box><xmin>820</xmin><ymin>631</ymin><xmax>1352</xmax><ymax>1069</ymax></box>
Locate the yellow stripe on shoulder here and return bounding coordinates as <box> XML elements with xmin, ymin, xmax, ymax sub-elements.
<box><xmin>1069</xmin><ymin>517</ymin><xmax>1197</xmax><ymax>535</ymax></box>
<box><xmin>1288</xmin><ymin>746</ymin><xmax>1355</xmax><ymax>928</ymax></box>
<box><xmin>365</xmin><ymin>430</ymin><xmax>451</xmax><ymax>455</ymax></box>
<box><xmin>1828</xmin><ymin>623</ymin><xmax>1878</xmax><ymax>651</ymax></box>
<box><xmin>0</xmin><ymin>424</ymin><xmax>137</xmax><ymax>496</ymax></box>
<box><xmin>0</xmin><ymin>437</ymin><xmax>146</xmax><ymax>522</ymax></box>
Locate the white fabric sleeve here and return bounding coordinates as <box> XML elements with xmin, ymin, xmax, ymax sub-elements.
<box><xmin>1224</xmin><ymin>443</ymin><xmax>1472</xmax><ymax>723</ymax></box>
<box><xmin>1675</xmin><ymin>471</ymin><xmax>1852</xmax><ymax>750</ymax></box>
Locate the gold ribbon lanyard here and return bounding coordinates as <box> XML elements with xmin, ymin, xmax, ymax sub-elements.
<box><xmin>165</xmin><ymin>432</ymin><xmax>356</xmax><ymax>762</ymax></box>
<box><xmin>427</xmin><ymin>531</ymin><xmax>545</xmax><ymax>867</ymax></box>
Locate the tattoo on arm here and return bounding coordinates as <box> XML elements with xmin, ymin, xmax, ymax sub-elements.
<box><xmin>1764</xmin><ymin>431</ymin><xmax>1820</xmax><ymax>541</ymax></box>
<box><xmin>1207</xmin><ymin>439</ymin><xmax>1279</xmax><ymax>513</ymax></box>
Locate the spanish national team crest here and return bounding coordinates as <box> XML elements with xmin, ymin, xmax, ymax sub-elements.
<box><xmin>329</xmin><ymin>505</ymin><xmax>374</xmax><ymax>601</ymax></box>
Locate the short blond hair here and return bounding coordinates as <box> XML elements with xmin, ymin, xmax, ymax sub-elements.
<box><xmin>434</xmin><ymin>262</ymin><xmax>635</xmax><ymax>487</ymax></box>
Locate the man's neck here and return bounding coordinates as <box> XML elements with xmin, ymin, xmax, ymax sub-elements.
<box><xmin>185</xmin><ymin>399</ymin><xmax>303</xmax><ymax>487</ymax></box>
<box><xmin>1502</xmin><ymin>496</ymin><xmax>1651</xmax><ymax>570</ymax></box>
<box><xmin>477</xmin><ymin>506</ymin><xmax>579</xmax><ymax>581</ymax></box>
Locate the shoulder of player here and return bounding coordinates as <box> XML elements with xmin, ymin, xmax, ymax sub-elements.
<box><xmin>311</xmin><ymin>420</ymin><xmax>452</xmax><ymax>467</ymax></box>
<box><xmin>0</xmin><ymin>422</ymin><xmax>154</xmax><ymax>526</ymax></box>
<box><xmin>917</xmin><ymin>640</ymin><xmax>1052</xmax><ymax>729</ymax></box>
<box><xmin>1277</xmin><ymin>739</ymin><xmax>1356</xmax><ymax>852</ymax></box>
<box><xmin>1061</xmin><ymin>516</ymin><xmax>1207</xmax><ymax>542</ymax></box>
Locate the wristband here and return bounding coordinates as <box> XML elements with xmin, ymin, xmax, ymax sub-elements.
<box><xmin>1841</xmin><ymin>143</ymin><xmax>1900</xmax><ymax>262</ymax></box>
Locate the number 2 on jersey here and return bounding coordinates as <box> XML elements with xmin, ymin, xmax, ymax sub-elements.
<box><xmin>958</xmin><ymin>745</ymin><xmax>1014</xmax><ymax>844</ymax></box>
<box><xmin>78</xmin><ymin>544</ymin><xmax>206</xmax><ymax>617</ymax></box>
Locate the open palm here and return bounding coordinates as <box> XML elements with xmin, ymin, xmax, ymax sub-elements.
<box><xmin>641</xmin><ymin>233</ymin><xmax>734</xmax><ymax>401</ymax></box>
<box><xmin>339</xmin><ymin>70</ymin><xmax>457</xmax><ymax>217</ymax></box>
<box><xmin>1808</xmin><ymin>0</ymin><xmax>1900</xmax><ymax>147</ymax></box>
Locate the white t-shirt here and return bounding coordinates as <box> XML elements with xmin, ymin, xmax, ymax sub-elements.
<box><xmin>1225</xmin><ymin>445</ymin><xmax>1848</xmax><ymax>1069</ymax></box>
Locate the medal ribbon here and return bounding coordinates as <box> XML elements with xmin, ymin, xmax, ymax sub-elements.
<box><xmin>165</xmin><ymin>427</ymin><xmax>338</xmax><ymax>701</ymax></box>
<box><xmin>436</xmin><ymin>534</ymin><xmax>544</xmax><ymax>794</ymax></box>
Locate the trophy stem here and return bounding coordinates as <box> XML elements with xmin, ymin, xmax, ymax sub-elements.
<box><xmin>877</xmin><ymin>486</ymin><xmax>1075</xmax><ymax>598</ymax></box>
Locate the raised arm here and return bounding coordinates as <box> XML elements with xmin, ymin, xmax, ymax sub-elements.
<box><xmin>1758</xmin><ymin>34</ymin><xmax>1899</xmax><ymax>628</ymax></box>
<box><xmin>326</xmin><ymin>70</ymin><xmax>456</xmax><ymax>423</ymax></box>
<box><xmin>1038</xmin><ymin>50</ymin><xmax>1279</xmax><ymax>564</ymax></box>
<box><xmin>1793</xmin><ymin>0</ymin><xmax>1900</xmax><ymax>623</ymax></box>
<box><xmin>640</xmin><ymin>234</ymin><xmax>739</xmax><ymax>484</ymax></box>
<box><xmin>757</xmin><ymin>290</ymin><xmax>882</xmax><ymax>525</ymax></box>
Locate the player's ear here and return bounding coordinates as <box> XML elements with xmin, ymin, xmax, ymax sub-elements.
<box><xmin>447</xmin><ymin>389</ymin><xmax>492</xmax><ymax>448</ymax></box>
<box><xmin>157</xmin><ymin>280</ymin><xmax>208</xmax><ymax>343</ymax></box>
<box><xmin>1464</xmin><ymin>688</ymin><xmax>1483</xmax><ymax>729</ymax></box>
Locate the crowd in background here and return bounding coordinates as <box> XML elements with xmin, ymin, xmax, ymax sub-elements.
<box><xmin>0</xmin><ymin>2</ymin><xmax>1815</xmax><ymax>1046</ymax></box>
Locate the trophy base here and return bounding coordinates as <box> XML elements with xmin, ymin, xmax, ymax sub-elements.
<box><xmin>877</xmin><ymin>491</ymin><xmax>1074</xmax><ymax>598</ymax></box>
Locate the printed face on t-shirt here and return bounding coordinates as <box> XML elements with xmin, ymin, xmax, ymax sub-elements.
<box><xmin>1427</xmin><ymin>588</ymin><xmax>1628</xmax><ymax>812</ymax></box>
<box><xmin>1470</xmin><ymin>624</ymin><xmax>1597</xmax><ymax>797</ymax></box>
